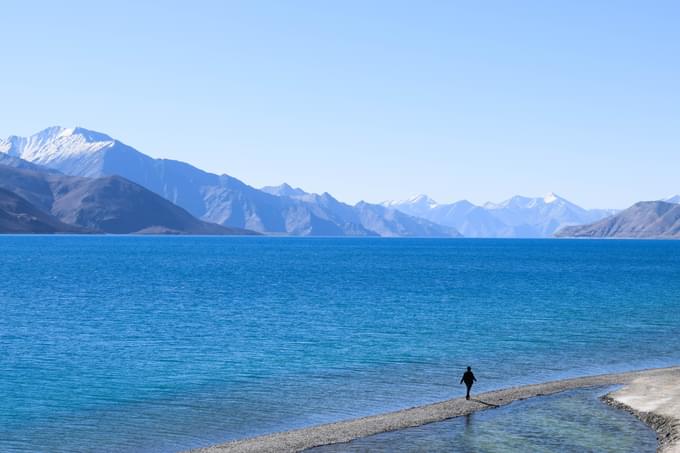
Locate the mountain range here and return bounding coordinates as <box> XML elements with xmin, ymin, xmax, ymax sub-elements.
<box><xmin>382</xmin><ymin>193</ymin><xmax>618</xmax><ymax>237</ymax></box>
<box><xmin>1</xmin><ymin>126</ymin><xmax>678</xmax><ymax>238</ymax></box>
<box><xmin>0</xmin><ymin>127</ymin><xmax>459</xmax><ymax>237</ymax></box>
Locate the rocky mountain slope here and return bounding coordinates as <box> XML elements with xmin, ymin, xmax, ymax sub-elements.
<box><xmin>556</xmin><ymin>201</ymin><xmax>680</xmax><ymax>238</ymax></box>
<box><xmin>0</xmin><ymin>187</ymin><xmax>87</xmax><ymax>234</ymax></box>
<box><xmin>0</xmin><ymin>164</ymin><xmax>254</xmax><ymax>235</ymax></box>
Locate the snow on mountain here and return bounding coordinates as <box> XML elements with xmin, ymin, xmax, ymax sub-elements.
<box><xmin>484</xmin><ymin>193</ymin><xmax>568</xmax><ymax>210</ymax></box>
<box><xmin>385</xmin><ymin>192</ymin><xmax>615</xmax><ymax>237</ymax></box>
<box><xmin>383</xmin><ymin>197</ymin><xmax>500</xmax><ymax>237</ymax></box>
<box><xmin>484</xmin><ymin>195</ymin><xmax>532</xmax><ymax>210</ymax></box>
<box><xmin>260</xmin><ymin>183</ymin><xmax>308</xmax><ymax>198</ymax></box>
<box><xmin>484</xmin><ymin>193</ymin><xmax>616</xmax><ymax>236</ymax></box>
<box><xmin>2</xmin><ymin>126</ymin><xmax>632</xmax><ymax>238</ymax></box>
<box><xmin>406</xmin><ymin>194</ymin><xmax>439</xmax><ymax>208</ymax></box>
<box><xmin>663</xmin><ymin>195</ymin><xmax>680</xmax><ymax>204</ymax></box>
<box><xmin>0</xmin><ymin>127</ymin><xmax>461</xmax><ymax>237</ymax></box>
<box><xmin>543</xmin><ymin>192</ymin><xmax>559</xmax><ymax>204</ymax></box>
<box><xmin>263</xmin><ymin>186</ymin><xmax>458</xmax><ymax>237</ymax></box>
<box><xmin>383</xmin><ymin>194</ymin><xmax>438</xmax><ymax>218</ymax></box>
<box><xmin>0</xmin><ymin>126</ymin><xmax>115</xmax><ymax>167</ymax></box>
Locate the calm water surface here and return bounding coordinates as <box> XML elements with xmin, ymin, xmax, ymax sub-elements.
<box><xmin>1</xmin><ymin>237</ymin><xmax>679</xmax><ymax>452</ymax></box>
<box><xmin>309</xmin><ymin>387</ymin><xmax>657</xmax><ymax>453</ymax></box>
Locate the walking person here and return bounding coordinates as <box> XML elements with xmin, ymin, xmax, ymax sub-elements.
<box><xmin>460</xmin><ymin>366</ymin><xmax>477</xmax><ymax>400</ymax></box>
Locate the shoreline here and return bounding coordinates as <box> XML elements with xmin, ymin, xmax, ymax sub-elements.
<box><xmin>603</xmin><ymin>368</ymin><xmax>680</xmax><ymax>453</ymax></box>
<box><xmin>188</xmin><ymin>366</ymin><xmax>679</xmax><ymax>453</ymax></box>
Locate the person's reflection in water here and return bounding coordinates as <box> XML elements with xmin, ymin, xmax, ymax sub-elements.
<box><xmin>459</xmin><ymin>413</ymin><xmax>476</xmax><ymax>453</ymax></box>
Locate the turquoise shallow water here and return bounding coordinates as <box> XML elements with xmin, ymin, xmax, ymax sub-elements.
<box><xmin>308</xmin><ymin>387</ymin><xmax>658</xmax><ymax>453</ymax></box>
<box><xmin>1</xmin><ymin>237</ymin><xmax>679</xmax><ymax>452</ymax></box>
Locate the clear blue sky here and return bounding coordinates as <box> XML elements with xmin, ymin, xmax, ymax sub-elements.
<box><xmin>1</xmin><ymin>1</ymin><xmax>678</xmax><ymax>208</ymax></box>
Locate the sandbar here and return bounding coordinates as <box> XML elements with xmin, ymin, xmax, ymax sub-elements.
<box><xmin>189</xmin><ymin>366</ymin><xmax>680</xmax><ymax>453</ymax></box>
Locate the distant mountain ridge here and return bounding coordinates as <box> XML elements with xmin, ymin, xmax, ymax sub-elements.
<box><xmin>556</xmin><ymin>201</ymin><xmax>680</xmax><ymax>238</ymax></box>
<box><xmin>1</xmin><ymin>127</ymin><xmax>460</xmax><ymax>237</ymax></box>
<box><xmin>4</xmin><ymin>126</ymin><xmax>676</xmax><ymax>238</ymax></box>
<box><xmin>383</xmin><ymin>193</ymin><xmax>617</xmax><ymax>237</ymax></box>
<box><xmin>259</xmin><ymin>183</ymin><xmax>461</xmax><ymax>237</ymax></box>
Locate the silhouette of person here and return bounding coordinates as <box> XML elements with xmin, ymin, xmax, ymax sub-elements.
<box><xmin>460</xmin><ymin>366</ymin><xmax>477</xmax><ymax>400</ymax></box>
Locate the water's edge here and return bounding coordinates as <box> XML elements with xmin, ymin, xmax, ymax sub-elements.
<box><xmin>188</xmin><ymin>366</ymin><xmax>679</xmax><ymax>453</ymax></box>
<box><xmin>603</xmin><ymin>394</ymin><xmax>680</xmax><ymax>453</ymax></box>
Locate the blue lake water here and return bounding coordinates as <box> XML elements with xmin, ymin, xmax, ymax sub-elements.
<box><xmin>1</xmin><ymin>237</ymin><xmax>679</xmax><ymax>452</ymax></box>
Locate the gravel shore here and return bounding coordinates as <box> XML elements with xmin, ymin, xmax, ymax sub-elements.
<box><xmin>603</xmin><ymin>368</ymin><xmax>680</xmax><ymax>453</ymax></box>
<box><xmin>188</xmin><ymin>366</ymin><xmax>679</xmax><ymax>453</ymax></box>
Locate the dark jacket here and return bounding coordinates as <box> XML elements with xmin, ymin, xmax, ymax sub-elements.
<box><xmin>460</xmin><ymin>371</ymin><xmax>476</xmax><ymax>386</ymax></box>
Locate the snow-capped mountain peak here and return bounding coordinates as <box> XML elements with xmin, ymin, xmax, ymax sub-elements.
<box><xmin>0</xmin><ymin>126</ymin><xmax>115</xmax><ymax>166</ymax></box>
<box><xmin>407</xmin><ymin>194</ymin><xmax>438</xmax><ymax>208</ymax></box>
<box><xmin>380</xmin><ymin>194</ymin><xmax>440</xmax><ymax>219</ymax></box>
<box><xmin>260</xmin><ymin>183</ymin><xmax>308</xmax><ymax>198</ymax></box>
<box><xmin>486</xmin><ymin>193</ymin><xmax>566</xmax><ymax>210</ymax></box>
<box><xmin>485</xmin><ymin>195</ymin><xmax>532</xmax><ymax>210</ymax></box>
<box><xmin>57</xmin><ymin>127</ymin><xmax>76</xmax><ymax>138</ymax></box>
<box><xmin>543</xmin><ymin>192</ymin><xmax>559</xmax><ymax>204</ymax></box>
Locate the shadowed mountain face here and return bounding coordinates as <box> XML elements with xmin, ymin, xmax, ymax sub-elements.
<box><xmin>0</xmin><ymin>127</ymin><xmax>461</xmax><ymax>237</ymax></box>
<box><xmin>0</xmin><ymin>188</ymin><xmax>86</xmax><ymax>234</ymax></box>
<box><xmin>0</xmin><ymin>164</ymin><xmax>255</xmax><ymax>235</ymax></box>
<box><xmin>556</xmin><ymin>201</ymin><xmax>680</xmax><ymax>238</ymax></box>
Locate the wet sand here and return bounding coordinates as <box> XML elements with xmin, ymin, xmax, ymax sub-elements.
<box><xmin>189</xmin><ymin>366</ymin><xmax>679</xmax><ymax>453</ymax></box>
